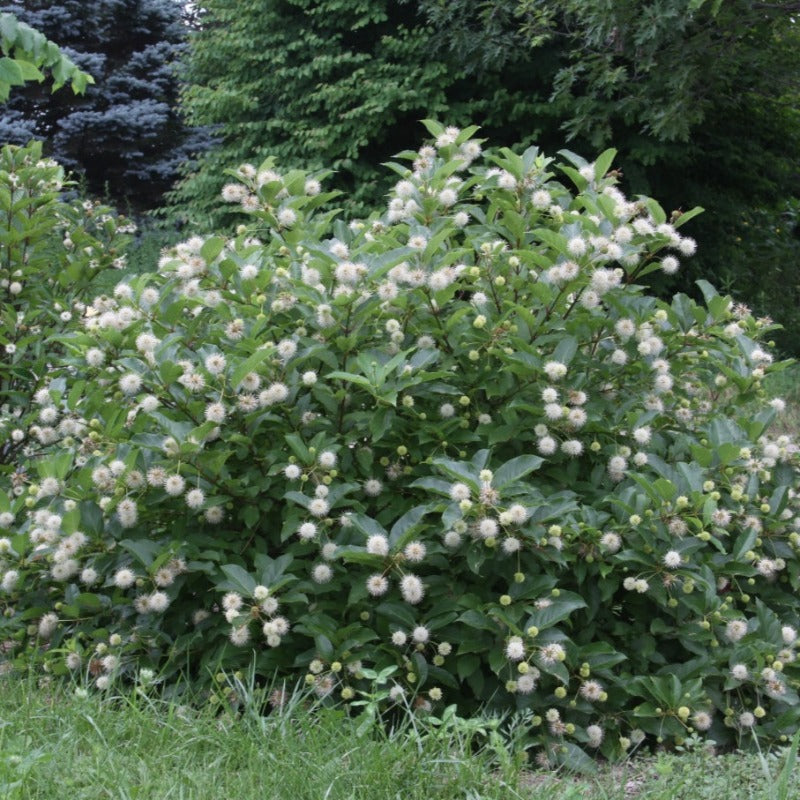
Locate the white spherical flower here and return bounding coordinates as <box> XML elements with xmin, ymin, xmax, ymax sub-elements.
<box><xmin>164</xmin><ymin>474</ymin><xmax>186</xmax><ymax>496</ymax></box>
<box><xmin>119</xmin><ymin>373</ymin><xmax>142</xmax><ymax>395</ymax></box>
<box><xmin>391</xmin><ymin>630</ymin><xmax>407</xmax><ymax>646</ymax></box>
<box><xmin>538</xmin><ymin>436</ymin><xmax>557</xmax><ymax>455</ymax></box>
<box><xmin>204</xmin><ymin>354</ymin><xmax>226</xmax><ymax>375</ymax></box>
<box><xmin>586</xmin><ymin>724</ymin><xmax>604</xmax><ymax>747</ymax></box>
<box><xmin>308</xmin><ymin>498</ymin><xmax>330</xmax><ymax>517</ymax></box>
<box><xmin>505</xmin><ymin>636</ymin><xmax>525</xmax><ymax>661</ymax></box>
<box><xmin>412</xmin><ymin>625</ymin><xmax>429</xmax><ymax>643</ymax></box>
<box><xmin>567</xmin><ymin>236</ymin><xmax>587</xmax><ymax>257</ymax></box>
<box><xmin>204</xmin><ymin>402</ymin><xmax>226</xmax><ymax>424</ymax></box>
<box><xmin>478</xmin><ymin>518</ymin><xmax>499</xmax><ymax>539</ymax></box>
<box><xmin>561</xmin><ymin>439</ymin><xmax>583</xmax><ymax>457</ymax></box>
<box><xmin>302</xmin><ymin>371</ymin><xmax>318</xmax><ymax>386</ymax></box>
<box><xmin>731</xmin><ymin>664</ymin><xmax>749</xmax><ymax>681</ymax></box>
<box><xmin>312</xmin><ymin>564</ymin><xmax>333</xmax><ymax>584</ymax></box>
<box><xmin>1</xmin><ymin>570</ymin><xmax>19</xmax><ymax>592</ymax></box>
<box><xmin>738</xmin><ymin>711</ymin><xmax>756</xmax><ymax>728</ymax></box>
<box><xmin>186</xmin><ymin>488</ymin><xmax>205</xmax><ymax>509</ymax></box>
<box><xmin>443</xmin><ymin>530</ymin><xmax>462</xmax><ymax>548</ymax></box>
<box><xmin>508</xmin><ymin>504</ymin><xmax>528</xmax><ymax>525</ymax></box>
<box><xmin>543</xmin><ymin>361</ymin><xmax>567</xmax><ymax>381</ymax></box>
<box><xmin>367</xmin><ymin>574</ymin><xmax>390</xmax><ymax>596</ymax></box>
<box><xmin>404</xmin><ymin>541</ymin><xmax>426</xmax><ymax>562</ymax></box>
<box><xmin>114</xmin><ymin>568</ymin><xmax>136</xmax><ymax>589</ymax></box>
<box><xmin>400</xmin><ymin>574</ymin><xmax>424</xmax><ymax>604</ymax></box>
<box><xmin>663</xmin><ymin>550</ymin><xmax>682</xmax><ymax>569</ymax></box>
<box><xmin>725</xmin><ymin>619</ymin><xmax>748</xmax><ymax>643</ymax></box>
<box><xmin>608</xmin><ymin>455</ymin><xmax>627</xmax><ymax>474</ymax></box>
<box><xmin>86</xmin><ymin>347</ymin><xmax>106</xmax><ymax>367</ymax></box>
<box><xmin>544</xmin><ymin>402</ymin><xmax>563</xmax><ymax>421</ymax></box>
<box><xmin>366</xmin><ymin>535</ymin><xmax>390</xmax><ymax>556</ymax></box>
<box><xmin>205</xmin><ymin>506</ymin><xmax>225</xmax><ymax>524</ymax></box>
<box><xmin>298</xmin><ymin>522</ymin><xmax>318</xmax><ymax>541</ymax></box>
<box><xmin>449</xmin><ymin>482</ymin><xmax>471</xmax><ymax>501</ymax></box>
<box><xmin>660</xmin><ymin>255</ymin><xmax>680</xmax><ymax>275</ymax></box>
<box><xmin>438</xmin><ymin>188</ymin><xmax>458</xmax><ymax>207</ymax></box>
<box><xmin>364</xmin><ymin>479</ymin><xmax>383</xmax><ymax>497</ymax></box>
<box><xmin>532</xmin><ymin>189</ymin><xmax>551</xmax><ymax>208</ymax></box>
<box><xmin>632</xmin><ymin>426</ymin><xmax>651</xmax><ymax>445</ymax></box>
<box><xmin>149</xmin><ymin>591</ymin><xmax>170</xmax><ymax>612</ymax></box>
<box><xmin>692</xmin><ymin>711</ymin><xmax>713</xmax><ymax>731</ymax></box>
<box><xmin>653</xmin><ymin>374</ymin><xmax>673</xmax><ymax>394</ymax></box>
<box><xmin>497</xmin><ymin>171</ymin><xmax>517</xmax><ymax>190</ymax></box>
<box><xmin>439</xmin><ymin>403</ymin><xmax>455</xmax><ymax>419</ymax></box>
<box><xmin>782</xmin><ymin>626</ymin><xmax>797</xmax><ymax>645</ymax></box>
<box><xmin>318</xmin><ymin>450</ymin><xmax>337</xmax><ymax>469</ymax></box>
<box><xmin>277</xmin><ymin>208</ymin><xmax>297</xmax><ymax>227</ymax></box>
<box><xmin>284</xmin><ymin>464</ymin><xmax>302</xmax><ymax>480</ymax></box>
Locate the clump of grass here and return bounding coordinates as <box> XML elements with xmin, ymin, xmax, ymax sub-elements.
<box><xmin>0</xmin><ymin>675</ymin><xmax>797</xmax><ymax>800</ymax></box>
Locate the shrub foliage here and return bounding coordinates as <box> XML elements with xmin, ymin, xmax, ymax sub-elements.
<box><xmin>1</xmin><ymin>125</ymin><xmax>799</xmax><ymax>763</ymax></box>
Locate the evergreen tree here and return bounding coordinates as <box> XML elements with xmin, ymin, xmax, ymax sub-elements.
<box><xmin>0</xmin><ymin>1</ymin><xmax>210</xmax><ymax>212</ymax></box>
<box><xmin>174</xmin><ymin>0</ymin><xmax>800</xmax><ymax>350</ymax></box>
<box><xmin>170</xmin><ymin>0</ymin><xmax>559</xmax><ymax>227</ymax></box>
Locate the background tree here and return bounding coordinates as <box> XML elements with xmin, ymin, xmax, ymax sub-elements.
<box><xmin>175</xmin><ymin>0</ymin><xmax>800</xmax><ymax>352</ymax></box>
<box><xmin>416</xmin><ymin>0</ymin><xmax>800</xmax><ymax>353</ymax></box>
<box><xmin>0</xmin><ymin>1</ymin><xmax>210</xmax><ymax>213</ymax></box>
<box><xmin>0</xmin><ymin>11</ymin><xmax>93</xmax><ymax>100</ymax></box>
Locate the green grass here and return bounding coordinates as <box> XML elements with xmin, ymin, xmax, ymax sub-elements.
<box><xmin>0</xmin><ymin>677</ymin><xmax>797</xmax><ymax>800</ymax></box>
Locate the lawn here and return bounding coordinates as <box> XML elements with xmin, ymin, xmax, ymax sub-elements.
<box><xmin>0</xmin><ymin>677</ymin><xmax>797</xmax><ymax>800</ymax></box>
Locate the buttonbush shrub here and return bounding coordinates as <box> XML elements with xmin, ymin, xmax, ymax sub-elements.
<box><xmin>0</xmin><ymin>140</ymin><xmax>133</xmax><ymax>468</ymax></box>
<box><xmin>1</xmin><ymin>123</ymin><xmax>799</xmax><ymax>765</ymax></box>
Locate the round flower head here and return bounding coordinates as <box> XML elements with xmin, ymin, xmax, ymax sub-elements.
<box><xmin>114</xmin><ymin>568</ymin><xmax>136</xmax><ymax>589</ymax></box>
<box><xmin>725</xmin><ymin>619</ymin><xmax>748</xmax><ymax>643</ymax></box>
<box><xmin>164</xmin><ymin>474</ymin><xmax>186</xmax><ymax>497</ymax></box>
<box><xmin>298</xmin><ymin>522</ymin><xmax>318</xmax><ymax>541</ymax></box>
<box><xmin>391</xmin><ymin>630</ymin><xmax>407</xmax><ymax>646</ymax></box>
<box><xmin>404</xmin><ymin>541</ymin><xmax>426</xmax><ymax>562</ymax></box>
<box><xmin>308</xmin><ymin>498</ymin><xmax>329</xmax><ymax>517</ymax></box>
<box><xmin>449</xmin><ymin>483</ymin><xmax>471</xmax><ymax>501</ymax></box>
<box><xmin>186</xmin><ymin>488</ymin><xmax>205</xmax><ymax>509</ymax></box>
<box><xmin>119</xmin><ymin>373</ymin><xmax>142</xmax><ymax>395</ymax></box>
<box><xmin>543</xmin><ymin>361</ymin><xmax>567</xmax><ymax>381</ymax></box>
<box><xmin>505</xmin><ymin>636</ymin><xmax>525</xmax><ymax>661</ymax></box>
<box><xmin>312</xmin><ymin>564</ymin><xmax>333</xmax><ymax>584</ymax></box>
<box><xmin>366</xmin><ymin>534</ymin><xmax>389</xmax><ymax>556</ymax></box>
<box><xmin>364</xmin><ymin>479</ymin><xmax>383</xmax><ymax>497</ymax></box>
<box><xmin>400</xmin><ymin>574</ymin><xmax>424</xmax><ymax>604</ymax></box>
<box><xmin>318</xmin><ymin>451</ymin><xmax>337</xmax><ymax>469</ymax></box>
<box><xmin>412</xmin><ymin>625</ymin><xmax>429</xmax><ymax>643</ymax></box>
<box><xmin>366</xmin><ymin>574</ymin><xmax>389</xmax><ymax>596</ymax></box>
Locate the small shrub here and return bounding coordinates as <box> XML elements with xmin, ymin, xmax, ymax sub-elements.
<box><xmin>1</xmin><ymin>123</ymin><xmax>799</xmax><ymax>764</ymax></box>
<box><xmin>0</xmin><ymin>140</ymin><xmax>132</xmax><ymax>469</ymax></box>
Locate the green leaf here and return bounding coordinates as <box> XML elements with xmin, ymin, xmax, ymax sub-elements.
<box><xmin>493</xmin><ymin>455</ymin><xmax>543</xmax><ymax>490</ymax></box>
<box><xmin>0</xmin><ymin>57</ymin><xmax>24</xmax><ymax>86</ymax></box>
<box><xmin>525</xmin><ymin>591</ymin><xmax>587</xmax><ymax>631</ymax></box>
<box><xmin>119</xmin><ymin>539</ymin><xmax>161</xmax><ymax>569</ymax></box>
<box><xmin>219</xmin><ymin>564</ymin><xmax>257</xmax><ymax>596</ymax></box>
<box><xmin>231</xmin><ymin>347</ymin><xmax>272</xmax><ymax>389</ymax></box>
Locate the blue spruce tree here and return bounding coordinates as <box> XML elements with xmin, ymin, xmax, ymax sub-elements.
<box><xmin>0</xmin><ymin>0</ymin><xmax>209</xmax><ymax>212</ymax></box>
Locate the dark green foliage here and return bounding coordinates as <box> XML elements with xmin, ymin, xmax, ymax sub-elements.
<box><xmin>0</xmin><ymin>1</ymin><xmax>211</xmax><ymax>212</ymax></box>
<box><xmin>415</xmin><ymin>0</ymin><xmax>800</xmax><ymax>352</ymax></box>
<box><xmin>176</xmin><ymin>0</ymin><xmax>800</xmax><ymax>351</ymax></box>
